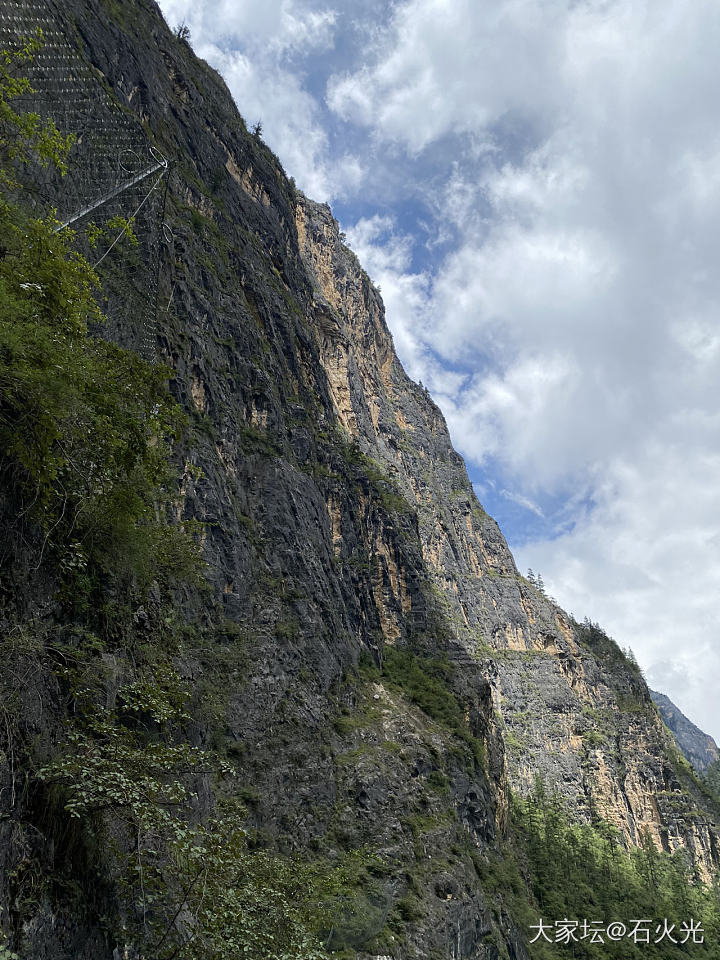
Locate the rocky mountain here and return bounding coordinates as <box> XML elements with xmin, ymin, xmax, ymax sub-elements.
<box><xmin>650</xmin><ymin>690</ymin><xmax>719</xmax><ymax>774</ymax></box>
<box><xmin>295</xmin><ymin>194</ymin><xmax>720</xmax><ymax>873</ymax></box>
<box><xmin>0</xmin><ymin>0</ymin><xmax>719</xmax><ymax>958</ymax></box>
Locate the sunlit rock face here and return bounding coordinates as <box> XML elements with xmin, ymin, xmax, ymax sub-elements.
<box><xmin>295</xmin><ymin>195</ymin><xmax>720</xmax><ymax>878</ymax></box>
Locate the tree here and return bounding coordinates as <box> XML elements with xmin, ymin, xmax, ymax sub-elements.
<box><xmin>0</xmin><ymin>32</ymin><xmax>197</xmax><ymax>601</ymax></box>
<box><xmin>0</xmin><ymin>29</ymin><xmax>74</xmax><ymax>184</ymax></box>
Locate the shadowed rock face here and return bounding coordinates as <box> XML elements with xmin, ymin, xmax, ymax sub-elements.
<box><xmin>0</xmin><ymin>0</ymin><xmax>718</xmax><ymax>956</ymax></box>
<box><xmin>651</xmin><ymin>690</ymin><xmax>719</xmax><ymax>773</ymax></box>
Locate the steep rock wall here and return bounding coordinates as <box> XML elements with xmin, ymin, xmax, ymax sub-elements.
<box><xmin>294</xmin><ymin>198</ymin><xmax>720</xmax><ymax>878</ymax></box>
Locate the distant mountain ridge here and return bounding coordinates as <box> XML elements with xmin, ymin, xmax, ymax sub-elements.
<box><xmin>650</xmin><ymin>689</ymin><xmax>719</xmax><ymax>772</ymax></box>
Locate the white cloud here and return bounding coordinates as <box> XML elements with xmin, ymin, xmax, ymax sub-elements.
<box><xmin>329</xmin><ymin>0</ymin><xmax>720</xmax><ymax>737</ymax></box>
<box><xmin>159</xmin><ymin>0</ymin><xmax>336</xmax><ymax>54</ymax></box>
<box><xmin>193</xmin><ymin>42</ymin><xmax>359</xmax><ymax>200</ymax></box>
<box><xmin>516</xmin><ymin>443</ymin><xmax>720</xmax><ymax>741</ymax></box>
<box><xmin>501</xmin><ymin>489</ymin><xmax>545</xmax><ymax>519</ymax></box>
<box><xmin>344</xmin><ymin>216</ymin><xmax>440</xmax><ymax>388</ymax></box>
<box><xmin>327</xmin><ymin>0</ymin><xmax>568</xmax><ymax>152</ymax></box>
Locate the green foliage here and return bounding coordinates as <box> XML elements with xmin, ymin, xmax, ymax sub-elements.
<box><xmin>160</xmin><ymin>818</ymin><xmax>381</xmax><ymax>960</ymax></box>
<box><xmin>574</xmin><ymin>617</ymin><xmax>626</xmax><ymax>663</ymax></box>
<box><xmin>338</xmin><ymin>440</ymin><xmax>414</xmax><ymax>516</ymax></box>
<box><xmin>581</xmin><ymin>728</ymin><xmax>605</xmax><ymax>749</ymax></box>
<box><xmin>0</xmin><ymin>30</ymin><xmax>74</xmax><ymax>185</ymax></box>
<box><xmin>504</xmin><ymin>728</ymin><xmax>528</xmax><ymax>753</ymax></box>
<box><xmin>401</xmin><ymin>812</ymin><xmax>448</xmax><ymax>839</ymax></box>
<box><xmin>0</xmin><ymin>195</ymin><xmax>199</xmax><ymax>596</ymax></box>
<box><xmin>507</xmin><ymin>784</ymin><xmax>720</xmax><ymax>959</ymax></box>
<box><xmin>574</xmin><ymin>617</ymin><xmax>645</xmax><ymax>680</ymax></box>
<box><xmin>663</xmin><ymin>737</ymin><xmax>720</xmax><ymax>813</ymax></box>
<box><xmin>0</xmin><ymin>70</ymin><xmax>213</xmax><ymax>952</ymax></box>
<box><xmin>146</xmin><ymin>817</ymin><xmax>339</xmax><ymax>960</ymax></box>
<box><xmin>376</xmin><ymin>648</ymin><xmax>486</xmax><ymax>770</ymax></box>
<box><xmin>525</xmin><ymin>568</ymin><xmax>547</xmax><ymax>597</ymax></box>
<box><xmin>382</xmin><ymin>648</ymin><xmax>461</xmax><ymax>727</ymax></box>
<box><xmin>0</xmin><ymin>50</ymin><xmax>345</xmax><ymax>960</ymax></box>
<box><xmin>393</xmin><ymin>895</ymin><xmax>422</xmax><ymax>923</ymax></box>
<box><xmin>275</xmin><ymin>618</ymin><xmax>299</xmax><ymax>641</ymax></box>
<box><xmin>35</xmin><ymin>664</ymin><xmax>344</xmax><ymax>960</ymax></box>
<box><xmin>239</xmin><ymin>422</ymin><xmax>282</xmax><ymax>457</ymax></box>
<box><xmin>425</xmin><ymin>769</ymin><xmax>450</xmax><ymax>792</ymax></box>
<box><xmin>117</xmin><ymin>663</ymin><xmax>191</xmax><ymax>723</ymax></box>
<box><xmin>0</xmin><ymin>45</ymin><xmax>199</xmax><ymax>602</ymax></box>
<box><xmin>38</xmin><ymin>719</ymin><xmax>203</xmax><ymax>823</ymax></box>
<box><xmin>323</xmin><ymin>851</ymin><xmax>391</xmax><ymax>955</ymax></box>
<box><xmin>704</xmin><ymin>760</ymin><xmax>720</xmax><ymax>803</ymax></box>
<box><xmin>85</xmin><ymin>214</ymin><xmax>138</xmax><ymax>251</ymax></box>
<box><xmin>36</xmin><ymin>658</ymin><xmax>219</xmax><ymax>820</ymax></box>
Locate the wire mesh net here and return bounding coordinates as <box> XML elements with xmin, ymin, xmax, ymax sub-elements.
<box><xmin>0</xmin><ymin>0</ymin><xmax>168</xmax><ymax>360</ymax></box>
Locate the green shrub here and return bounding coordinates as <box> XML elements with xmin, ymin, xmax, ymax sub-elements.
<box><xmin>380</xmin><ymin>648</ymin><xmax>486</xmax><ymax>771</ymax></box>
<box><xmin>0</xmin><ymin>37</ymin><xmax>199</xmax><ymax>602</ymax></box>
<box><xmin>382</xmin><ymin>648</ymin><xmax>461</xmax><ymax>727</ymax></box>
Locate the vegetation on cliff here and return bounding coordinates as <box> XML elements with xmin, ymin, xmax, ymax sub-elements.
<box><xmin>508</xmin><ymin>784</ymin><xmax>720</xmax><ymax>959</ymax></box>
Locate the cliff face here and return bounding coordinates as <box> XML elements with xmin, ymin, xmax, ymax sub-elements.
<box><xmin>0</xmin><ymin>0</ymin><xmax>719</xmax><ymax>957</ymax></box>
<box><xmin>294</xmin><ymin>198</ymin><xmax>720</xmax><ymax>876</ymax></box>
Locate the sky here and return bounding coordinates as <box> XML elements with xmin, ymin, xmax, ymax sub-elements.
<box><xmin>157</xmin><ymin>0</ymin><xmax>720</xmax><ymax>743</ymax></box>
